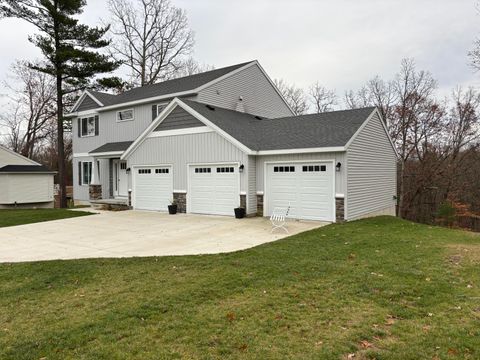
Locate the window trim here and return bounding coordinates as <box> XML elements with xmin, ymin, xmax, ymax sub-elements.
<box><xmin>80</xmin><ymin>116</ymin><xmax>97</xmax><ymax>138</ymax></box>
<box><xmin>81</xmin><ymin>161</ymin><xmax>93</xmax><ymax>186</ymax></box>
<box><xmin>116</xmin><ymin>108</ymin><xmax>135</xmax><ymax>122</ymax></box>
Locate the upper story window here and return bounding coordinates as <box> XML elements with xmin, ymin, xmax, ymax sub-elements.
<box><xmin>80</xmin><ymin>116</ymin><xmax>97</xmax><ymax>137</ymax></box>
<box><xmin>157</xmin><ymin>103</ymin><xmax>168</xmax><ymax>114</ymax></box>
<box><xmin>117</xmin><ymin>109</ymin><xmax>134</xmax><ymax>122</ymax></box>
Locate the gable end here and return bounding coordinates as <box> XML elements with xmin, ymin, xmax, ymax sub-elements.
<box><xmin>154</xmin><ymin>106</ymin><xmax>205</xmax><ymax>132</ymax></box>
<box><xmin>76</xmin><ymin>94</ymin><xmax>101</xmax><ymax>112</ymax></box>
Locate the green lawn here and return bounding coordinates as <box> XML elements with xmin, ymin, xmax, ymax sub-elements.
<box><xmin>0</xmin><ymin>209</ymin><xmax>92</xmax><ymax>228</ymax></box>
<box><xmin>0</xmin><ymin>217</ymin><xmax>479</xmax><ymax>359</ymax></box>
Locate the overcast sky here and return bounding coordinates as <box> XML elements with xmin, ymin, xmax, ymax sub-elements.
<box><xmin>0</xmin><ymin>0</ymin><xmax>479</xmax><ymax>101</ymax></box>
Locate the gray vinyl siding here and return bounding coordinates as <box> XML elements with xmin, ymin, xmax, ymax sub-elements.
<box><xmin>154</xmin><ymin>106</ymin><xmax>205</xmax><ymax>131</ymax></box>
<box><xmin>127</xmin><ymin>131</ymin><xmax>248</xmax><ymax>192</ymax></box>
<box><xmin>255</xmin><ymin>152</ymin><xmax>347</xmax><ymax>195</ymax></box>
<box><xmin>346</xmin><ymin>112</ymin><xmax>397</xmax><ymax>220</ymax></box>
<box><xmin>196</xmin><ymin>64</ymin><xmax>293</xmax><ymax>119</ymax></box>
<box><xmin>247</xmin><ymin>155</ymin><xmax>257</xmax><ymax>215</ymax></box>
<box><xmin>73</xmin><ymin>157</ymin><xmax>110</xmax><ymax>201</ymax></box>
<box><xmin>72</xmin><ymin>97</ymin><xmax>198</xmax><ymax>153</ymax></box>
<box><xmin>77</xmin><ymin>95</ymin><xmax>100</xmax><ymax>112</ymax></box>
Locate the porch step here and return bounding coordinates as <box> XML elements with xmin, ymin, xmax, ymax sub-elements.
<box><xmin>90</xmin><ymin>198</ymin><xmax>130</xmax><ymax>211</ymax></box>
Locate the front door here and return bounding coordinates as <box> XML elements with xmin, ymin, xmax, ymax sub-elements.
<box><xmin>114</xmin><ymin>160</ymin><xmax>128</xmax><ymax>197</ymax></box>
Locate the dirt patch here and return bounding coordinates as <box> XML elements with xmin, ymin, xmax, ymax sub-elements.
<box><xmin>445</xmin><ymin>244</ymin><xmax>480</xmax><ymax>265</ymax></box>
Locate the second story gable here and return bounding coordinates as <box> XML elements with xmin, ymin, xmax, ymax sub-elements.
<box><xmin>69</xmin><ymin>61</ymin><xmax>294</xmax><ymax>154</ymax></box>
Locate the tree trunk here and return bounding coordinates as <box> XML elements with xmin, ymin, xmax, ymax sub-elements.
<box><xmin>56</xmin><ymin>74</ymin><xmax>67</xmax><ymax>208</ymax></box>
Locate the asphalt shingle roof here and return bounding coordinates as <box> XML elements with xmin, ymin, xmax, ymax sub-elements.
<box><xmin>89</xmin><ymin>141</ymin><xmax>134</xmax><ymax>154</ymax></box>
<box><xmin>182</xmin><ymin>100</ymin><xmax>376</xmax><ymax>151</ymax></box>
<box><xmin>0</xmin><ymin>165</ymin><xmax>54</xmax><ymax>173</ymax></box>
<box><xmin>82</xmin><ymin>62</ymin><xmax>254</xmax><ymax>110</ymax></box>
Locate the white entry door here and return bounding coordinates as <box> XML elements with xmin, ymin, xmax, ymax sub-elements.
<box><xmin>133</xmin><ymin>166</ymin><xmax>173</xmax><ymax>211</ymax></box>
<box><xmin>265</xmin><ymin>162</ymin><xmax>335</xmax><ymax>221</ymax></box>
<box><xmin>188</xmin><ymin>164</ymin><xmax>239</xmax><ymax>216</ymax></box>
<box><xmin>114</xmin><ymin>160</ymin><xmax>128</xmax><ymax>197</ymax></box>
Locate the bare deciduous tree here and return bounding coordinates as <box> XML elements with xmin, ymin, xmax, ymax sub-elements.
<box><xmin>172</xmin><ymin>57</ymin><xmax>214</xmax><ymax>78</ymax></box>
<box><xmin>309</xmin><ymin>82</ymin><xmax>337</xmax><ymax>113</ymax></box>
<box><xmin>108</xmin><ymin>0</ymin><xmax>195</xmax><ymax>87</ymax></box>
<box><xmin>0</xmin><ymin>61</ymin><xmax>56</xmax><ymax>158</ymax></box>
<box><xmin>274</xmin><ymin>79</ymin><xmax>308</xmax><ymax>115</ymax></box>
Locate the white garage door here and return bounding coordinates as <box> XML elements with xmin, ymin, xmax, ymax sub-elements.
<box><xmin>134</xmin><ymin>166</ymin><xmax>173</xmax><ymax>211</ymax></box>
<box><xmin>188</xmin><ymin>164</ymin><xmax>239</xmax><ymax>216</ymax></box>
<box><xmin>265</xmin><ymin>162</ymin><xmax>335</xmax><ymax>221</ymax></box>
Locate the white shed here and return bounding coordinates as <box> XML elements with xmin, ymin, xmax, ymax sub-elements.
<box><xmin>0</xmin><ymin>145</ymin><xmax>56</xmax><ymax>209</ymax></box>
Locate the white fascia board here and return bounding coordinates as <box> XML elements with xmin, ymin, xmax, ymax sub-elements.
<box><xmin>98</xmin><ymin>90</ymin><xmax>197</xmax><ymax>112</ymax></box>
<box><xmin>65</xmin><ymin>109</ymin><xmax>99</xmax><ymax>118</ymax></box>
<box><xmin>253</xmin><ymin>61</ymin><xmax>296</xmax><ymax>116</ymax></box>
<box><xmin>0</xmin><ymin>144</ymin><xmax>39</xmax><ymax>165</ymax></box>
<box><xmin>121</xmin><ymin>99</ymin><xmax>180</xmax><ymax>159</ymax></box>
<box><xmin>147</xmin><ymin>127</ymin><xmax>214</xmax><ymax>138</ymax></box>
<box><xmin>88</xmin><ymin>151</ymin><xmax>124</xmax><ymax>158</ymax></box>
<box><xmin>85</xmin><ymin>90</ymin><xmax>104</xmax><ymax>106</ymax></box>
<box><xmin>73</xmin><ymin>153</ymin><xmax>90</xmax><ymax>158</ymax></box>
<box><xmin>194</xmin><ymin>61</ymin><xmax>256</xmax><ymax>92</ymax></box>
<box><xmin>256</xmin><ymin>147</ymin><xmax>345</xmax><ymax>156</ymax></box>
<box><xmin>344</xmin><ymin>107</ymin><xmax>399</xmax><ymax>158</ymax></box>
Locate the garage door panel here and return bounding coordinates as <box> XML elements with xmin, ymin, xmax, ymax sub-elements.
<box><xmin>266</xmin><ymin>162</ymin><xmax>334</xmax><ymax>221</ymax></box>
<box><xmin>189</xmin><ymin>164</ymin><xmax>239</xmax><ymax>216</ymax></box>
<box><xmin>134</xmin><ymin>167</ymin><xmax>173</xmax><ymax>211</ymax></box>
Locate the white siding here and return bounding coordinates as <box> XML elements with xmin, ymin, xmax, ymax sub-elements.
<box><xmin>256</xmin><ymin>152</ymin><xmax>346</xmax><ymax>195</ymax></box>
<box><xmin>247</xmin><ymin>155</ymin><xmax>257</xmax><ymax>215</ymax></box>
<box><xmin>127</xmin><ymin>131</ymin><xmax>249</xmax><ymax>192</ymax></box>
<box><xmin>196</xmin><ymin>64</ymin><xmax>293</xmax><ymax>119</ymax></box>
<box><xmin>0</xmin><ymin>174</ymin><xmax>54</xmax><ymax>204</ymax></box>
<box><xmin>346</xmin><ymin>112</ymin><xmax>397</xmax><ymax>220</ymax></box>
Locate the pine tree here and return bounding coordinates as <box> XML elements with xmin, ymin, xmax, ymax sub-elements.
<box><xmin>0</xmin><ymin>0</ymin><xmax>120</xmax><ymax>207</ymax></box>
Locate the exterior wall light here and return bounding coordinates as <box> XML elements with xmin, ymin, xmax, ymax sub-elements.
<box><xmin>126</xmin><ymin>167</ymin><xmax>131</xmax><ymax>173</ymax></box>
<box><xmin>239</xmin><ymin>164</ymin><xmax>245</xmax><ymax>173</ymax></box>
<box><xmin>336</xmin><ymin>162</ymin><xmax>342</xmax><ymax>172</ymax></box>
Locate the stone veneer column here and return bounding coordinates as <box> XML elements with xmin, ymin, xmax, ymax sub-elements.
<box><xmin>89</xmin><ymin>184</ymin><xmax>102</xmax><ymax>200</ymax></box>
<box><xmin>173</xmin><ymin>192</ymin><xmax>187</xmax><ymax>213</ymax></box>
<box><xmin>240</xmin><ymin>194</ymin><xmax>246</xmax><ymax>209</ymax></box>
<box><xmin>256</xmin><ymin>194</ymin><xmax>264</xmax><ymax>217</ymax></box>
<box><xmin>335</xmin><ymin>197</ymin><xmax>345</xmax><ymax>222</ymax></box>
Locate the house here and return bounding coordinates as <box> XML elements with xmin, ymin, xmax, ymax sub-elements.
<box><xmin>67</xmin><ymin>60</ymin><xmax>397</xmax><ymax>222</ymax></box>
<box><xmin>0</xmin><ymin>145</ymin><xmax>55</xmax><ymax>209</ymax></box>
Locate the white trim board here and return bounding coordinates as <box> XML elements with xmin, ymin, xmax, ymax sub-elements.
<box><xmin>147</xmin><ymin>127</ymin><xmax>214</xmax><ymax>138</ymax></box>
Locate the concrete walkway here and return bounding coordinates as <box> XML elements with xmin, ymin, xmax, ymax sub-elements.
<box><xmin>0</xmin><ymin>210</ymin><xmax>327</xmax><ymax>263</ymax></box>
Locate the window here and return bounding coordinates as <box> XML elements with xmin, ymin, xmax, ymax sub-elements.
<box><xmin>117</xmin><ymin>109</ymin><xmax>134</xmax><ymax>122</ymax></box>
<box><xmin>81</xmin><ymin>116</ymin><xmax>96</xmax><ymax>137</ymax></box>
<box><xmin>138</xmin><ymin>169</ymin><xmax>151</xmax><ymax>174</ymax></box>
<box><xmin>216</xmin><ymin>167</ymin><xmax>234</xmax><ymax>173</ymax></box>
<box><xmin>120</xmin><ymin>162</ymin><xmax>127</xmax><ymax>170</ymax></box>
<box><xmin>82</xmin><ymin>162</ymin><xmax>92</xmax><ymax>185</ymax></box>
<box><xmin>273</xmin><ymin>166</ymin><xmax>295</xmax><ymax>173</ymax></box>
<box><xmin>157</xmin><ymin>103</ymin><xmax>168</xmax><ymax>115</ymax></box>
<box><xmin>155</xmin><ymin>168</ymin><xmax>169</xmax><ymax>174</ymax></box>
<box><xmin>195</xmin><ymin>167</ymin><xmax>211</xmax><ymax>173</ymax></box>
<box><xmin>302</xmin><ymin>165</ymin><xmax>326</xmax><ymax>172</ymax></box>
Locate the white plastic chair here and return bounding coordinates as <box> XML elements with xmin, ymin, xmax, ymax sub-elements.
<box><xmin>270</xmin><ymin>202</ymin><xmax>291</xmax><ymax>233</ymax></box>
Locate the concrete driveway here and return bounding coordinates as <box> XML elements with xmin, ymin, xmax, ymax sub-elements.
<box><xmin>0</xmin><ymin>210</ymin><xmax>327</xmax><ymax>263</ymax></box>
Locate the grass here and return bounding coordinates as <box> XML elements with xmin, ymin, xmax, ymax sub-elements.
<box><xmin>0</xmin><ymin>216</ymin><xmax>479</xmax><ymax>359</ymax></box>
<box><xmin>0</xmin><ymin>209</ymin><xmax>93</xmax><ymax>228</ymax></box>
